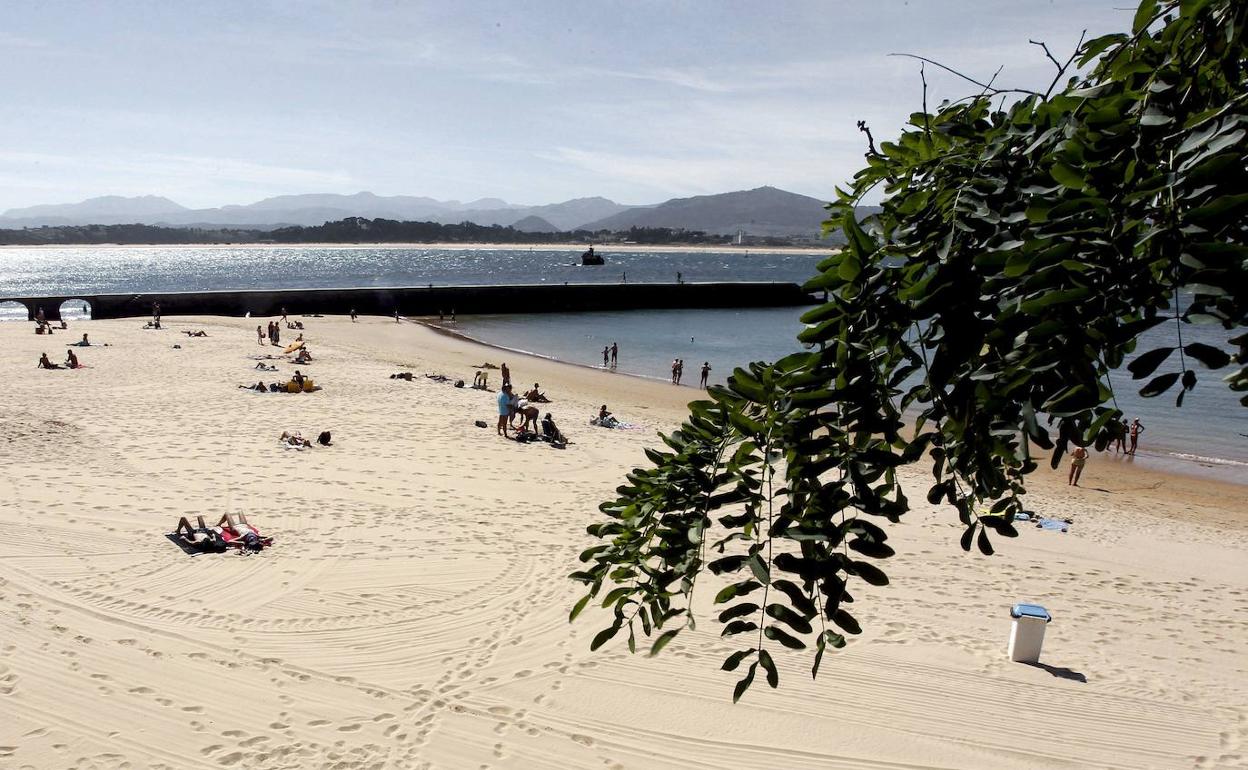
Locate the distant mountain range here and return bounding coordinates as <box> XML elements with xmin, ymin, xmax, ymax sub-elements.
<box><xmin>0</xmin><ymin>186</ymin><xmax>835</xmax><ymax>237</ymax></box>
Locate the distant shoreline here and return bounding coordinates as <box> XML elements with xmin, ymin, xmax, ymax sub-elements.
<box><xmin>0</xmin><ymin>241</ymin><xmax>831</xmax><ymax>255</ymax></box>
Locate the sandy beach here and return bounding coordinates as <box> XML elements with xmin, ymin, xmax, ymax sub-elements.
<box><xmin>1</xmin><ymin>314</ymin><xmax>1245</xmax><ymax>769</ymax></box>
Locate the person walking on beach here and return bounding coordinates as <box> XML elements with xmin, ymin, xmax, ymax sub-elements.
<box><xmin>500</xmin><ymin>362</ymin><xmax>511</xmax><ymax>388</ymax></box>
<box><xmin>700</xmin><ymin>362</ymin><xmax>711</xmax><ymax>388</ymax></box>
<box><xmin>350</xmin><ymin>308</ymin><xmax>357</xmax><ymax>322</ymax></box>
<box><xmin>1129</xmin><ymin>418</ymin><xmax>1145</xmax><ymax>454</ymax></box>
<box><xmin>1068</xmin><ymin>446</ymin><xmax>1089</xmax><ymax>486</ymax></box>
<box><xmin>603</xmin><ymin>346</ymin><xmax>610</xmax><ymax>367</ymax></box>
<box><xmin>610</xmin><ymin>342</ymin><xmax>618</xmax><ymax>367</ymax></box>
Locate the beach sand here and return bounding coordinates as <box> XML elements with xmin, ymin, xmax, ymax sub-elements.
<box><xmin>0</xmin><ymin>315</ymin><xmax>1244</xmax><ymax>769</ymax></box>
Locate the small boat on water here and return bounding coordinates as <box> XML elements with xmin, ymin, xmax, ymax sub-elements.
<box><xmin>581</xmin><ymin>246</ymin><xmax>604</xmax><ymax>266</ymax></box>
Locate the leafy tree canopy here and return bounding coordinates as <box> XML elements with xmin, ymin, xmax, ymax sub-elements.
<box><xmin>570</xmin><ymin>0</ymin><xmax>1247</xmax><ymax>700</ymax></box>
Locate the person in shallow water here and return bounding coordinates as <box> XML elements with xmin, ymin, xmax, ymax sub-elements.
<box><xmin>1129</xmin><ymin>418</ymin><xmax>1145</xmax><ymax>454</ymax></box>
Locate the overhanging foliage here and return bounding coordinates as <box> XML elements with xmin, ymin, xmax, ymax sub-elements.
<box><xmin>571</xmin><ymin>0</ymin><xmax>1247</xmax><ymax>700</ymax></box>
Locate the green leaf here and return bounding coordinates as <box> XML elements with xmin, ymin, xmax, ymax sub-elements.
<box><xmin>590</xmin><ymin>623</ymin><xmax>620</xmax><ymax>651</ymax></box>
<box><xmin>758</xmin><ymin>649</ymin><xmax>779</xmax><ymax>688</ymax></box>
<box><xmin>746</xmin><ymin>553</ymin><xmax>770</xmax><ymax>585</ymax></box>
<box><xmin>1184</xmin><ymin>342</ymin><xmax>1230</xmax><ymax>369</ymax></box>
<box><xmin>649</xmin><ymin>629</ymin><xmax>679</xmax><ymax>657</ymax></box>
<box><xmin>732</xmin><ymin>663</ymin><xmax>757</xmax><ymax>703</ymax></box>
<box><xmin>764</xmin><ymin>625</ymin><xmax>808</xmax><ymax>649</ymax></box>
<box><xmin>1140</xmin><ymin>371</ymin><xmax>1181</xmax><ymax>398</ymax></box>
<box><xmin>1127</xmin><ymin>347</ymin><xmax>1175</xmax><ymax>379</ymax></box>
<box><xmin>721</xmin><ymin>649</ymin><xmax>752</xmax><ymax>672</ymax></box>
<box><xmin>569</xmin><ymin>594</ymin><xmax>591</xmax><ymax>623</ymax></box>
<box><xmin>1050</xmin><ymin>163</ymin><xmax>1087</xmax><ymax>190</ymax></box>
<box><xmin>1132</xmin><ymin>0</ymin><xmax>1159</xmax><ymax>33</ymax></box>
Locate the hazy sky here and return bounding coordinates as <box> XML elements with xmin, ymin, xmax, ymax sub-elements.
<box><xmin>1</xmin><ymin>1</ymin><xmax>1130</xmax><ymax>210</ymax></box>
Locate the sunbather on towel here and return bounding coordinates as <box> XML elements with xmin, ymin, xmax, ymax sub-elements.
<box><xmin>281</xmin><ymin>430</ymin><xmax>312</xmax><ymax>447</ymax></box>
<box><xmin>216</xmin><ymin>514</ymin><xmax>272</xmax><ymax>551</ymax></box>
<box><xmin>173</xmin><ymin>516</ymin><xmax>227</xmax><ymax>552</ymax></box>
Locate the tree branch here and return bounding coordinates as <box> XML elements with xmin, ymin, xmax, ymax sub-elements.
<box><xmin>857</xmin><ymin>120</ymin><xmax>880</xmax><ymax>157</ymax></box>
<box><xmin>888</xmin><ymin>53</ymin><xmax>1040</xmax><ymax>96</ymax></box>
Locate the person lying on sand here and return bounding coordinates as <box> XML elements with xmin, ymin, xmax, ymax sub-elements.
<box><xmin>281</xmin><ymin>430</ymin><xmax>312</xmax><ymax>448</ymax></box>
<box><xmin>255</xmin><ymin>362</ymin><xmax>278</xmax><ymax>371</ymax></box>
<box><xmin>64</xmin><ymin>349</ymin><xmax>80</xmax><ymax>369</ymax></box>
<box><xmin>38</xmin><ymin>352</ymin><xmax>61</xmax><ymax>369</ymax></box>
<box><xmin>524</xmin><ymin>383</ymin><xmax>550</xmax><ymax>403</ymax></box>
<box><xmin>238</xmin><ymin>381</ymin><xmax>267</xmax><ymax>392</ymax></box>
<box><xmin>390</xmin><ymin>371</ymin><xmax>414</xmax><ymax>381</ymax></box>
<box><xmin>183</xmin><ymin>330</ymin><xmax>208</xmax><ymax>337</ymax></box>
<box><xmin>473</xmin><ymin>362</ymin><xmax>500</xmax><ymax>370</ymax></box>
<box><xmin>143</xmin><ymin>320</ymin><xmax>162</xmax><ymax>329</ymax></box>
<box><xmin>173</xmin><ymin>516</ymin><xmax>227</xmax><ymax>552</ymax></box>
<box><xmin>215</xmin><ymin>513</ymin><xmax>272</xmax><ymax>551</ymax></box>
<box><xmin>425</xmin><ymin>373</ymin><xmax>452</xmax><ymax>383</ymax></box>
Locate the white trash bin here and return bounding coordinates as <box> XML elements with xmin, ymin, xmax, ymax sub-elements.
<box><xmin>1008</xmin><ymin>603</ymin><xmax>1051</xmax><ymax>663</ymax></box>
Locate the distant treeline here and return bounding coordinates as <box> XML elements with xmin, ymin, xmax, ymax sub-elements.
<box><xmin>0</xmin><ymin>217</ymin><xmax>820</xmax><ymax>247</ymax></box>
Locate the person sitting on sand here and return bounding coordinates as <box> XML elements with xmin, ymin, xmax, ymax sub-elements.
<box><xmin>38</xmin><ymin>352</ymin><xmax>61</xmax><ymax>369</ymax></box>
<box><xmin>595</xmin><ymin>405</ymin><xmax>620</xmax><ymax>428</ymax></box>
<box><xmin>65</xmin><ymin>349</ymin><xmax>80</xmax><ymax>369</ymax></box>
<box><xmin>75</xmin><ymin>333</ymin><xmax>91</xmax><ymax>347</ymax></box>
<box><xmin>291</xmin><ymin>370</ymin><xmax>306</xmax><ymax>389</ymax></box>
<box><xmin>280</xmin><ymin>430</ymin><xmax>312</xmax><ymax>448</ymax></box>
<box><xmin>542</xmin><ymin>413</ymin><xmax>566</xmax><ymax>444</ymax></box>
<box><xmin>293</xmin><ymin>347</ymin><xmax>312</xmax><ymax>364</ymax></box>
<box><xmin>524</xmin><ymin>383</ymin><xmax>550</xmax><ymax>403</ymax></box>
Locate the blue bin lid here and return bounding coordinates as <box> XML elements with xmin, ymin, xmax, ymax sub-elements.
<box><xmin>1010</xmin><ymin>603</ymin><xmax>1051</xmax><ymax>622</ymax></box>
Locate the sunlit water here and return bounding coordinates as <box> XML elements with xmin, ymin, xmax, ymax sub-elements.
<box><xmin>1</xmin><ymin>244</ymin><xmax>1243</xmax><ymax>480</ymax></box>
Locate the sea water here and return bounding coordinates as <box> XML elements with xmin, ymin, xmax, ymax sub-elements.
<box><xmin>1</xmin><ymin>244</ymin><xmax>1243</xmax><ymax>480</ymax></box>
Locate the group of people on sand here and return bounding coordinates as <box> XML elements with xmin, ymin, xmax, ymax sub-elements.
<box><xmin>38</xmin><ymin>349</ymin><xmax>83</xmax><ymax>370</ymax></box>
<box><xmin>1068</xmin><ymin>417</ymin><xmax>1147</xmax><ymax>486</ymax></box>
<box><xmin>667</xmin><ymin>358</ymin><xmax>713</xmax><ymax>388</ymax></box>
<box><xmin>495</xmin><ymin>380</ymin><xmax>566</xmax><ymax>446</ymax></box>
<box><xmin>261</xmin><ymin>321</ymin><xmax>282</xmax><ymax>346</ymax></box>
<box><xmin>173</xmin><ymin>514</ymin><xmax>272</xmax><ymax>554</ymax></box>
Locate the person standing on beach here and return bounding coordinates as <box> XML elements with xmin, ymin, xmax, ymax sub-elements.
<box><xmin>603</xmin><ymin>346</ymin><xmax>610</xmax><ymax>367</ymax></box>
<box><xmin>500</xmin><ymin>362</ymin><xmax>511</xmax><ymax>388</ymax></box>
<box><xmin>256</xmin><ymin>325</ymin><xmax>264</xmax><ymax>345</ymax></box>
<box><xmin>677</xmin><ymin>359</ymin><xmax>685</xmax><ymax>385</ymax></box>
<box><xmin>1068</xmin><ymin>446</ymin><xmax>1089</xmax><ymax>486</ymax></box>
<box><xmin>671</xmin><ymin>358</ymin><xmax>679</xmax><ymax>384</ymax></box>
<box><xmin>610</xmin><ymin>342</ymin><xmax>618</xmax><ymax>367</ymax></box>
<box><xmin>700</xmin><ymin>362</ymin><xmax>711</xmax><ymax>388</ymax></box>
<box><xmin>1129</xmin><ymin>418</ymin><xmax>1145</xmax><ymax>454</ymax></box>
<box><xmin>273</xmin><ymin>322</ymin><xmax>281</xmax><ymax>346</ymax></box>
<box><xmin>496</xmin><ymin>385</ymin><xmax>513</xmax><ymax>437</ymax></box>
<box><xmin>350</xmin><ymin>308</ymin><xmax>357</xmax><ymax>322</ymax></box>
<box><xmin>1114</xmin><ymin>419</ymin><xmax>1129</xmax><ymax>453</ymax></box>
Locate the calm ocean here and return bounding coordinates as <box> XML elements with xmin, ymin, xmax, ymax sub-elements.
<box><xmin>2</xmin><ymin>244</ymin><xmax>1244</xmax><ymax>481</ymax></box>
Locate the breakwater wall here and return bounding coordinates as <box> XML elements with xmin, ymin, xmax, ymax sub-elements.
<box><xmin>3</xmin><ymin>282</ymin><xmax>817</xmax><ymax>321</ymax></box>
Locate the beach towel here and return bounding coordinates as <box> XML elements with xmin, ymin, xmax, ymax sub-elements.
<box><xmin>1036</xmin><ymin>518</ymin><xmax>1070</xmax><ymax>532</ymax></box>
